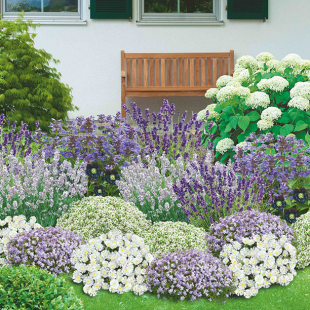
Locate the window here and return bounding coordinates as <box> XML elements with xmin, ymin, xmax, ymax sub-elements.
<box><xmin>137</xmin><ymin>0</ymin><xmax>223</xmax><ymax>25</ymax></box>
<box><xmin>1</xmin><ymin>0</ymin><xmax>86</xmax><ymax>24</ymax></box>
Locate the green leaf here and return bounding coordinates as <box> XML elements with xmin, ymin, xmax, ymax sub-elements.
<box><xmin>214</xmin><ymin>105</ymin><xmax>222</xmax><ymax>113</ymax></box>
<box><xmin>294</xmin><ymin>120</ymin><xmax>308</xmax><ymax>132</ymax></box>
<box><xmin>270</xmin><ymin>125</ymin><xmax>280</xmax><ymax>137</ymax></box>
<box><xmin>229</xmin><ymin>116</ymin><xmax>239</xmax><ymax>129</ymax></box>
<box><xmin>262</xmin><ymin>72</ymin><xmax>274</xmax><ymax>79</ymax></box>
<box><xmin>238</xmin><ymin>116</ymin><xmax>251</xmax><ymax>132</ymax></box>
<box><xmin>224</xmin><ymin>123</ymin><xmax>232</xmax><ymax>133</ymax></box>
<box><xmin>305</xmin><ymin>132</ymin><xmax>310</xmax><ymax>143</ymax></box>
<box><xmin>222</xmin><ymin>106</ymin><xmax>233</xmax><ymax>114</ymax></box>
<box><xmin>280</xmin><ymin>91</ymin><xmax>291</xmax><ymax>103</ymax></box>
<box><xmin>238</xmin><ymin>133</ymin><xmax>246</xmax><ymax>143</ymax></box>
<box><xmin>280</xmin><ymin>124</ymin><xmax>294</xmax><ymax>136</ymax></box>
<box><xmin>284</xmin><ymin>68</ymin><xmax>292</xmax><ymax>75</ymax></box>
<box><xmin>277</xmin><ymin>114</ymin><xmax>291</xmax><ymax>124</ymax></box>
<box><xmin>210</xmin><ymin>124</ymin><xmax>218</xmax><ymax>134</ymax></box>
<box><xmin>247</xmin><ymin>111</ymin><xmax>261</xmax><ymax>122</ymax></box>
<box><xmin>245</xmin><ymin>122</ymin><xmax>258</xmax><ymax>135</ymax></box>
<box><xmin>220</xmin><ymin>152</ymin><xmax>229</xmax><ymax>163</ymax></box>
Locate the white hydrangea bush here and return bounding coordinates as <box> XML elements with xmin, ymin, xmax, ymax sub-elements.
<box><xmin>0</xmin><ymin>215</ymin><xmax>41</xmax><ymax>265</ymax></box>
<box><xmin>71</xmin><ymin>230</ymin><xmax>153</xmax><ymax>297</ymax></box>
<box><xmin>220</xmin><ymin>234</ymin><xmax>297</xmax><ymax>299</ymax></box>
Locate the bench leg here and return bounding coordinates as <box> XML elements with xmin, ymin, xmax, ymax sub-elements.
<box><xmin>121</xmin><ymin>80</ymin><xmax>126</xmax><ymax>118</ymax></box>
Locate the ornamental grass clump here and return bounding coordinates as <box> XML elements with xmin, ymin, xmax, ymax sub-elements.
<box><xmin>205</xmin><ymin>209</ymin><xmax>294</xmax><ymax>256</ymax></box>
<box><xmin>146</xmin><ymin>249</ymin><xmax>234</xmax><ymax>302</ymax></box>
<box><xmin>56</xmin><ymin>196</ymin><xmax>151</xmax><ymax>242</ymax></box>
<box><xmin>0</xmin><ymin>150</ymin><xmax>87</xmax><ymax>227</ymax></box>
<box><xmin>0</xmin><ymin>265</ymin><xmax>84</xmax><ymax>310</ymax></box>
<box><xmin>201</xmin><ymin>52</ymin><xmax>310</xmax><ymax>164</ymax></box>
<box><xmin>6</xmin><ymin>226</ymin><xmax>82</xmax><ymax>275</ymax></box>
<box><xmin>142</xmin><ymin>221</ymin><xmax>206</xmax><ymax>258</ymax></box>
<box><xmin>0</xmin><ymin>215</ymin><xmax>41</xmax><ymax>266</ymax></box>
<box><xmin>221</xmin><ymin>234</ymin><xmax>297</xmax><ymax>299</ymax></box>
<box><xmin>71</xmin><ymin>230</ymin><xmax>153</xmax><ymax>297</ymax></box>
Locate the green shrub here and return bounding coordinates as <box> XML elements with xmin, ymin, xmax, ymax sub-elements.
<box><xmin>0</xmin><ymin>265</ymin><xmax>83</xmax><ymax>310</ymax></box>
<box><xmin>0</xmin><ymin>14</ymin><xmax>77</xmax><ymax>132</ymax></box>
<box><xmin>56</xmin><ymin>196</ymin><xmax>151</xmax><ymax>242</ymax></box>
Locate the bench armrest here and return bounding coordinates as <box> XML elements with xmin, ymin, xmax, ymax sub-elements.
<box><xmin>121</xmin><ymin>71</ymin><xmax>126</xmax><ymax>78</ymax></box>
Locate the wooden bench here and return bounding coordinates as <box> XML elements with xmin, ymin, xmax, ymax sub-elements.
<box><xmin>121</xmin><ymin>50</ymin><xmax>235</xmax><ymax>117</ymax></box>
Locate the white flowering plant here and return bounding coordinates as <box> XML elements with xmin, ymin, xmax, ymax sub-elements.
<box><xmin>0</xmin><ymin>215</ymin><xmax>41</xmax><ymax>265</ymax></box>
<box><xmin>220</xmin><ymin>234</ymin><xmax>298</xmax><ymax>298</ymax></box>
<box><xmin>201</xmin><ymin>52</ymin><xmax>310</xmax><ymax>163</ymax></box>
<box><xmin>70</xmin><ymin>230</ymin><xmax>153</xmax><ymax>297</ymax></box>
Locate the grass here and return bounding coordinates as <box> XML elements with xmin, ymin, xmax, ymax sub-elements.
<box><xmin>60</xmin><ymin>266</ymin><xmax>310</xmax><ymax>310</ymax></box>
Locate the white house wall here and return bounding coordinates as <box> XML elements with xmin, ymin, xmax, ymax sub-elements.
<box><xmin>31</xmin><ymin>0</ymin><xmax>310</xmax><ymax>118</ymax></box>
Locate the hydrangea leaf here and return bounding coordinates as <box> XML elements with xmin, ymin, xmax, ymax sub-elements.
<box><xmin>280</xmin><ymin>124</ymin><xmax>294</xmax><ymax>136</ymax></box>
<box><xmin>224</xmin><ymin>123</ymin><xmax>232</xmax><ymax>133</ymax></box>
<box><xmin>294</xmin><ymin>120</ymin><xmax>308</xmax><ymax>132</ymax></box>
<box><xmin>229</xmin><ymin>116</ymin><xmax>239</xmax><ymax>129</ymax></box>
<box><xmin>277</xmin><ymin>112</ymin><xmax>291</xmax><ymax>124</ymax></box>
<box><xmin>247</xmin><ymin>111</ymin><xmax>261</xmax><ymax>122</ymax></box>
<box><xmin>280</xmin><ymin>91</ymin><xmax>291</xmax><ymax>103</ymax></box>
<box><xmin>238</xmin><ymin>116</ymin><xmax>250</xmax><ymax>132</ymax></box>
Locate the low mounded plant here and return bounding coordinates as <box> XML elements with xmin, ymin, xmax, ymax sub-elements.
<box><xmin>146</xmin><ymin>249</ymin><xmax>234</xmax><ymax>302</ymax></box>
<box><xmin>71</xmin><ymin>230</ymin><xmax>153</xmax><ymax>297</ymax></box>
<box><xmin>7</xmin><ymin>226</ymin><xmax>82</xmax><ymax>275</ymax></box>
<box><xmin>205</xmin><ymin>209</ymin><xmax>294</xmax><ymax>256</ymax></box>
<box><xmin>56</xmin><ymin>196</ymin><xmax>151</xmax><ymax>242</ymax></box>
<box><xmin>142</xmin><ymin>221</ymin><xmax>207</xmax><ymax>258</ymax></box>
<box><xmin>0</xmin><ymin>265</ymin><xmax>84</xmax><ymax>310</ymax></box>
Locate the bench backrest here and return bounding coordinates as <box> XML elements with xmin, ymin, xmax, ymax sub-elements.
<box><xmin>121</xmin><ymin>50</ymin><xmax>234</xmax><ymax>89</ymax></box>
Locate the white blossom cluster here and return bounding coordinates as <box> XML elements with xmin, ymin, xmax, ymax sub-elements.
<box><xmin>220</xmin><ymin>234</ymin><xmax>297</xmax><ymax>299</ymax></box>
<box><xmin>266</xmin><ymin>60</ymin><xmax>284</xmax><ymax>73</ymax></box>
<box><xmin>260</xmin><ymin>107</ymin><xmax>282</xmax><ymax>121</ymax></box>
<box><xmin>216</xmin><ymin>138</ymin><xmax>234</xmax><ymax>154</ymax></box>
<box><xmin>0</xmin><ymin>215</ymin><xmax>41</xmax><ymax>265</ymax></box>
<box><xmin>290</xmin><ymin>82</ymin><xmax>310</xmax><ymax>100</ymax></box>
<box><xmin>245</xmin><ymin>92</ymin><xmax>270</xmax><ymax>109</ymax></box>
<box><xmin>235</xmin><ymin>69</ymin><xmax>251</xmax><ymax>84</ymax></box>
<box><xmin>71</xmin><ymin>230</ymin><xmax>153</xmax><ymax>297</ymax></box>
<box><xmin>197</xmin><ymin>104</ymin><xmax>220</xmax><ymax>121</ymax></box>
<box><xmin>257</xmin><ymin>119</ymin><xmax>274</xmax><ymax>131</ymax></box>
<box><xmin>216</xmin><ymin>75</ymin><xmax>233</xmax><ymax>88</ymax></box>
<box><xmin>236</xmin><ymin>55</ymin><xmax>259</xmax><ymax>71</ymax></box>
<box><xmin>216</xmin><ymin>86</ymin><xmax>250</xmax><ymax>102</ymax></box>
<box><xmin>257</xmin><ymin>79</ymin><xmax>270</xmax><ymax>91</ymax></box>
<box><xmin>235</xmin><ymin>141</ymin><xmax>249</xmax><ymax>150</ymax></box>
<box><xmin>256</xmin><ymin>52</ymin><xmax>275</xmax><ymax>62</ymax></box>
<box><xmin>281</xmin><ymin>53</ymin><xmax>303</xmax><ymax>72</ymax></box>
<box><xmin>288</xmin><ymin>96</ymin><xmax>310</xmax><ymax>111</ymax></box>
<box><xmin>257</xmin><ymin>77</ymin><xmax>289</xmax><ymax>92</ymax></box>
<box><xmin>205</xmin><ymin>88</ymin><xmax>219</xmax><ymax>99</ymax></box>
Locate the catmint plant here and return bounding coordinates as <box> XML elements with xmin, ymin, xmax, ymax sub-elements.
<box><xmin>0</xmin><ymin>150</ymin><xmax>87</xmax><ymax>227</ymax></box>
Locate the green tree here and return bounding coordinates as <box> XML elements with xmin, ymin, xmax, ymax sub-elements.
<box><xmin>0</xmin><ymin>13</ymin><xmax>78</xmax><ymax>132</ymax></box>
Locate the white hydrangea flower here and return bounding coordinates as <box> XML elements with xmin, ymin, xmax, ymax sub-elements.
<box><xmin>235</xmin><ymin>86</ymin><xmax>251</xmax><ymax>98</ymax></box>
<box><xmin>216</xmin><ymin>138</ymin><xmax>234</xmax><ymax>155</ymax></box>
<box><xmin>216</xmin><ymin>75</ymin><xmax>233</xmax><ymax>88</ymax></box>
<box><xmin>245</xmin><ymin>92</ymin><xmax>270</xmax><ymax>109</ymax></box>
<box><xmin>237</xmin><ymin>55</ymin><xmax>259</xmax><ymax>70</ymax></box>
<box><xmin>290</xmin><ymin>82</ymin><xmax>310</xmax><ymax>100</ymax></box>
<box><xmin>261</xmin><ymin>107</ymin><xmax>282</xmax><ymax>121</ymax></box>
<box><xmin>256</xmin><ymin>52</ymin><xmax>275</xmax><ymax>62</ymax></box>
<box><xmin>267</xmin><ymin>76</ymin><xmax>289</xmax><ymax>92</ymax></box>
<box><xmin>226</xmin><ymin>80</ymin><xmax>242</xmax><ymax>87</ymax></box>
<box><xmin>235</xmin><ymin>141</ymin><xmax>248</xmax><ymax>150</ymax></box>
<box><xmin>302</xmin><ymin>60</ymin><xmax>310</xmax><ymax>71</ymax></box>
<box><xmin>257</xmin><ymin>119</ymin><xmax>274</xmax><ymax>131</ymax></box>
<box><xmin>281</xmin><ymin>53</ymin><xmax>302</xmax><ymax>69</ymax></box>
<box><xmin>216</xmin><ymin>86</ymin><xmax>238</xmax><ymax>101</ymax></box>
<box><xmin>235</xmin><ymin>69</ymin><xmax>251</xmax><ymax>84</ymax></box>
<box><xmin>205</xmin><ymin>88</ymin><xmax>219</xmax><ymax>98</ymax></box>
<box><xmin>257</xmin><ymin>79</ymin><xmax>270</xmax><ymax>91</ymax></box>
<box><xmin>287</xmin><ymin>96</ymin><xmax>310</xmax><ymax>111</ymax></box>
<box><xmin>197</xmin><ymin>104</ymin><xmax>220</xmax><ymax>121</ymax></box>
<box><xmin>266</xmin><ymin>60</ymin><xmax>284</xmax><ymax>72</ymax></box>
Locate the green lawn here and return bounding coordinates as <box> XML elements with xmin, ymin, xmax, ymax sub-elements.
<box><xmin>60</xmin><ymin>266</ymin><xmax>310</xmax><ymax>310</ymax></box>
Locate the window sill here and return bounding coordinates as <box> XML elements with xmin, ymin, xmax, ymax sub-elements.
<box><xmin>1</xmin><ymin>17</ymin><xmax>87</xmax><ymax>25</ymax></box>
<box><xmin>136</xmin><ymin>19</ymin><xmax>224</xmax><ymax>26</ymax></box>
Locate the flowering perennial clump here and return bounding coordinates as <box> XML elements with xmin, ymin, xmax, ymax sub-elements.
<box><xmin>7</xmin><ymin>226</ymin><xmax>82</xmax><ymax>275</ymax></box>
<box><xmin>147</xmin><ymin>250</ymin><xmax>234</xmax><ymax>301</ymax></box>
<box><xmin>71</xmin><ymin>230</ymin><xmax>153</xmax><ymax>297</ymax></box>
<box><xmin>57</xmin><ymin>196</ymin><xmax>151</xmax><ymax>242</ymax></box>
<box><xmin>206</xmin><ymin>209</ymin><xmax>294</xmax><ymax>255</ymax></box>
<box><xmin>142</xmin><ymin>221</ymin><xmax>207</xmax><ymax>258</ymax></box>
<box><xmin>221</xmin><ymin>234</ymin><xmax>297</xmax><ymax>298</ymax></box>
<box><xmin>0</xmin><ymin>215</ymin><xmax>41</xmax><ymax>265</ymax></box>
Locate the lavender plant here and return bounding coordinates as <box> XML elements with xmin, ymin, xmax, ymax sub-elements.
<box><xmin>173</xmin><ymin>158</ymin><xmax>266</xmax><ymax>231</ymax></box>
<box><xmin>205</xmin><ymin>209</ymin><xmax>294</xmax><ymax>256</ymax></box>
<box><xmin>146</xmin><ymin>250</ymin><xmax>234</xmax><ymax>302</ymax></box>
<box><xmin>0</xmin><ymin>150</ymin><xmax>87</xmax><ymax>227</ymax></box>
<box><xmin>6</xmin><ymin>226</ymin><xmax>82</xmax><ymax>275</ymax></box>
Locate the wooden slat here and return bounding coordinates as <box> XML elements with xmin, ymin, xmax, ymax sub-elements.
<box><xmin>161</xmin><ymin>59</ymin><xmax>165</xmax><ymax>86</ymax></box>
<box><xmin>143</xmin><ymin>59</ymin><xmax>148</xmax><ymax>87</ymax></box>
<box><xmin>155</xmin><ymin>59</ymin><xmax>160</xmax><ymax>86</ymax></box>
<box><xmin>184</xmin><ymin>59</ymin><xmax>189</xmax><ymax>86</ymax></box>
<box><xmin>172</xmin><ymin>59</ymin><xmax>177</xmax><ymax>86</ymax></box>
<box><xmin>201</xmin><ymin>58</ymin><xmax>206</xmax><ymax>86</ymax></box>
<box><xmin>219</xmin><ymin>58</ymin><xmax>223</xmax><ymax>77</ymax></box>
<box><xmin>195</xmin><ymin>58</ymin><xmax>200</xmax><ymax>86</ymax></box>
<box><xmin>125</xmin><ymin>52</ymin><xmax>231</xmax><ymax>59</ymax></box>
<box><xmin>132</xmin><ymin>59</ymin><xmax>137</xmax><ymax>87</ymax></box>
<box><xmin>207</xmin><ymin>58</ymin><xmax>211</xmax><ymax>86</ymax></box>
<box><xmin>150</xmin><ymin>59</ymin><xmax>154</xmax><ymax>86</ymax></box>
<box><xmin>138</xmin><ymin>59</ymin><xmax>143</xmax><ymax>87</ymax></box>
<box><xmin>212</xmin><ymin>58</ymin><xmax>218</xmax><ymax>86</ymax></box>
<box><xmin>126</xmin><ymin>59</ymin><xmax>131</xmax><ymax>87</ymax></box>
<box><xmin>230</xmin><ymin>50</ymin><xmax>235</xmax><ymax>75</ymax></box>
<box><xmin>224</xmin><ymin>58</ymin><xmax>229</xmax><ymax>75</ymax></box>
<box><xmin>126</xmin><ymin>91</ymin><xmax>208</xmax><ymax>97</ymax></box>
<box><xmin>167</xmin><ymin>59</ymin><xmax>171</xmax><ymax>86</ymax></box>
<box><xmin>190</xmin><ymin>59</ymin><xmax>195</xmax><ymax>86</ymax></box>
<box><xmin>126</xmin><ymin>86</ymin><xmax>212</xmax><ymax>91</ymax></box>
<box><xmin>179</xmin><ymin>58</ymin><xmax>183</xmax><ymax>86</ymax></box>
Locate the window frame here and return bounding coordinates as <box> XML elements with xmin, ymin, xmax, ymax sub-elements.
<box><xmin>0</xmin><ymin>0</ymin><xmax>87</xmax><ymax>24</ymax></box>
<box><xmin>136</xmin><ymin>0</ymin><xmax>223</xmax><ymax>25</ymax></box>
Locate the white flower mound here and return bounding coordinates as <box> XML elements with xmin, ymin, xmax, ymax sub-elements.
<box><xmin>216</xmin><ymin>138</ymin><xmax>234</xmax><ymax>155</ymax></box>
<box><xmin>235</xmin><ymin>69</ymin><xmax>251</xmax><ymax>84</ymax></box>
<box><xmin>266</xmin><ymin>60</ymin><xmax>284</xmax><ymax>72</ymax></box>
<box><xmin>268</xmin><ymin>76</ymin><xmax>289</xmax><ymax>92</ymax></box>
<box><xmin>257</xmin><ymin>120</ymin><xmax>274</xmax><ymax>131</ymax></box>
<box><xmin>197</xmin><ymin>104</ymin><xmax>220</xmax><ymax>121</ymax></box>
<box><xmin>290</xmin><ymin>82</ymin><xmax>310</xmax><ymax>100</ymax></box>
<box><xmin>220</xmin><ymin>234</ymin><xmax>297</xmax><ymax>299</ymax></box>
<box><xmin>205</xmin><ymin>88</ymin><xmax>219</xmax><ymax>98</ymax></box>
<box><xmin>245</xmin><ymin>92</ymin><xmax>270</xmax><ymax>109</ymax></box>
<box><xmin>216</xmin><ymin>86</ymin><xmax>238</xmax><ymax>101</ymax></box>
<box><xmin>288</xmin><ymin>96</ymin><xmax>310</xmax><ymax>111</ymax></box>
<box><xmin>257</xmin><ymin>79</ymin><xmax>270</xmax><ymax>91</ymax></box>
<box><xmin>256</xmin><ymin>52</ymin><xmax>275</xmax><ymax>62</ymax></box>
<box><xmin>281</xmin><ymin>53</ymin><xmax>302</xmax><ymax>69</ymax></box>
<box><xmin>237</xmin><ymin>55</ymin><xmax>259</xmax><ymax>70</ymax></box>
<box><xmin>261</xmin><ymin>107</ymin><xmax>282</xmax><ymax>121</ymax></box>
<box><xmin>71</xmin><ymin>230</ymin><xmax>153</xmax><ymax>297</ymax></box>
<box><xmin>0</xmin><ymin>215</ymin><xmax>41</xmax><ymax>265</ymax></box>
<box><xmin>216</xmin><ymin>75</ymin><xmax>233</xmax><ymax>88</ymax></box>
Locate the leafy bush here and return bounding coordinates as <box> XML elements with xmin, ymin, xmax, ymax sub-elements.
<box><xmin>7</xmin><ymin>226</ymin><xmax>82</xmax><ymax>275</ymax></box>
<box><xmin>0</xmin><ymin>150</ymin><xmax>87</xmax><ymax>227</ymax></box>
<box><xmin>146</xmin><ymin>249</ymin><xmax>234</xmax><ymax>301</ymax></box>
<box><xmin>292</xmin><ymin>211</ymin><xmax>310</xmax><ymax>269</ymax></box>
<box><xmin>56</xmin><ymin>196</ymin><xmax>151</xmax><ymax>242</ymax></box>
<box><xmin>201</xmin><ymin>52</ymin><xmax>310</xmax><ymax>163</ymax></box>
<box><xmin>205</xmin><ymin>209</ymin><xmax>294</xmax><ymax>256</ymax></box>
<box><xmin>71</xmin><ymin>230</ymin><xmax>153</xmax><ymax>297</ymax></box>
<box><xmin>0</xmin><ymin>15</ymin><xmax>77</xmax><ymax>132</ymax></box>
<box><xmin>0</xmin><ymin>265</ymin><xmax>83</xmax><ymax>309</ymax></box>
<box><xmin>142</xmin><ymin>221</ymin><xmax>206</xmax><ymax>258</ymax></box>
<box><xmin>221</xmin><ymin>234</ymin><xmax>297</xmax><ymax>298</ymax></box>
